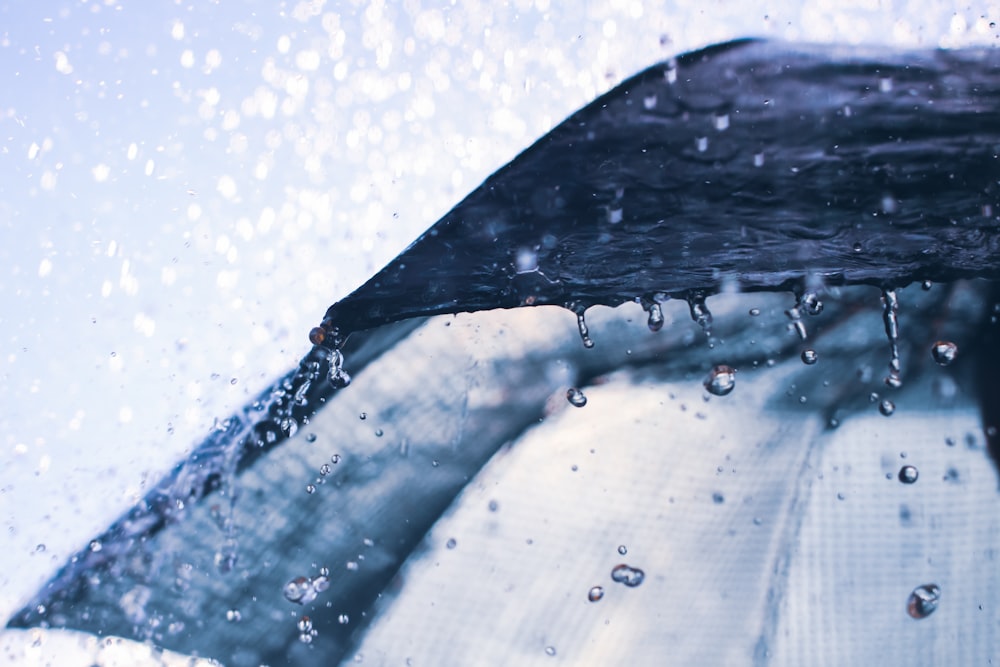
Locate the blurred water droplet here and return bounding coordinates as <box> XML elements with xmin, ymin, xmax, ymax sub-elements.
<box><xmin>545</xmin><ymin>646</ymin><xmax>557</xmax><ymax>657</ymax></box>
<box><xmin>446</xmin><ymin>538</ymin><xmax>457</xmax><ymax>549</ymax></box>
<box><xmin>749</xmin><ymin>307</ymin><xmax>761</xmax><ymax>316</ymax></box>
<box><xmin>617</xmin><ymin>545</ymin><xmax>627</xmax><ymax>555</ymax></box>
<box><xmin>359</xmin><ymin>412</ymin><xmax>367</xmax><ymax>420</ymax></box>
<box><xmin>696</xmin><ymin>136</ymin><xmax>708</xmax><ymax>152</ymax></box>
<box><xmin>566</xmin><ymin>387</ymin><xmax>588</xmax><ymax>408</ymax></box>
<box><xmin>907</xmin><ymin>584</ymin><xmax>940</xmax><ymax>619</ymax></box>
<box><xmin>704</xmin><ymin>364</ymin><xmax>736</xmax><ymax>396</ymax></box>
<box><xmin>611</xmin><ymin>563</ymin><xmax>645</xmax><ymax>587</ymax></box>
<box><xmin>374</xmin><ymin>428</ymin><xmax>384</xmax><ymax>437</ymax></box>
<box><xmin>319</xmin><ymin>463</ymin><xmax>331</xmax><ymax>476</ymax></box>
<box><xmin>931</xmin><ymin>340</ymin><xmax>958</xmax><ymax>366</ymax></box>
<box><xmin>712</xmin><ymin>492</ymin><xmax>725</xmax><ymax>504</ymax></box>
<box><xmin>305</xmin><ymin>484</ymin><xmax>316</xmax><ymax>494</ymax></box>
<box><xmin>753</xmin><ymin>151</ymin><xmax>765</xmax><ymax>167</ymax></box>
<box><xmin>331</xmin><ymin>453</ymin><xmax>342</xmax><ymax>464</ymax></box>
<box><xmin>226</xmin><ymin>609</ymin><xmax>241</xmax><ymax>622</ymax></box>
<box><xmin>308</xmin><ymin>327</ymin><xmax>325</xmax><ymax>346</ymax></box>
<box><xmin>488</xmin><ymin>499</ymin><xmax>499</xmax><ymax>512</ymax></box>
<box><xmin>713</xmin><ymin>112</ymin><xmax>730</xmax><ymax>131</ymax></box>
<box><xmin>89</xmin><ymin>540</ymin><xmax>102</xmax><ymax>553</ymax></box>
<box><xmin>801</xmin><ymin>349</ymin><xmax>818</xmax><ymax>365</ymax></box>
<box><xmin>587</xmin><ymin>585</ymin><xmax>605</xmax><ymax>602</ymax></box>
<box><xmin>284</xmin><ymin>577</ymin><xmax>311</xmax><ymax>604</ymax></box>
<box><xmin>34</xmin><ymin>544</ymin><xmax>45</xmax><ymax>553</ymax></box>
<box><xmin>879</xmin><ymin>399</ymin><xmax>896</xmax><ymax>417</ymax></box>
<box><xmin>922</xmin><ymin>280</ymin><xmax>933</xmax><ymax>290</ymax></box>
<box><xmin>898</xmin><ymin>465</ymin><xmax>919</xmax><ymax>484</ymax></box>
<box><xmin>339</xmin><ymin>614</ymin><xmax>350</xmax><ymax>624</ymax></box>
<box><xmin>305</xmin><ymin>433</ymin><xmax>317</xmax><ymax>443</ymax></box>
<box><xmin>879</xmin><ymin>76</ymin><xmax>893</xmax><ymax>93</ymax></box>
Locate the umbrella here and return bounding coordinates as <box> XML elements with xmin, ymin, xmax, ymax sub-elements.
<box><xmin>8</xmin><ymin>39</ymin><xmax>1000</xmax><ymax>666</ymax></box>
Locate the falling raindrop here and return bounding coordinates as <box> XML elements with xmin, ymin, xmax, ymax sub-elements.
<box><xmin>907</xmin><ymin>584</ymin><xmax>940</xmax><ymax>619</ymax></box>
<box><xmin>931</xmin><ymin>340</ymin><xmax>958</xmax><ymax>366</ymax></box>
<box><xmin>800</xmin><ymin>349</ymin><xmax>818</xmax><ymax>365</ymax></box>
<box><xmin>881</xmin><ymin>289</ymin><xmax>902</xmax><ymax>387</ymax></box>
<box><xmin>566</xmin><ymin>388</ymin><xmax>588</xmax><ymax>408</ymax></box>
<box><xmin>575</xmin><ymin>311</ymin><xmax>595</xmax><ymax>349</ymax></box>
<box><xmin>610</xmin><ymin>563</ymin><xmax>645</xmax><ymax>587</ymax></box>
<box><xmin>588</xmin><ymin>586</ymin><xmax>605</xmax><ymax>602</ymax></box>
<box><xmin>704</xmin><ymin>364</ymin><xmax>736</xmax><ymax>397</ymax></box>
<box><xmin>879</xmin><ymin>399</ymin><xmax>896</xmax><ymax>417</ymax></box>
<box><xmin>898</xmin><ymin>465</ymin><xmax>919</xmax><ymax>484</ymax></box>
<box><xmin>688</xmin><ymin>294</ymin><xmax>713</xmax><ymax>336</ymax></box>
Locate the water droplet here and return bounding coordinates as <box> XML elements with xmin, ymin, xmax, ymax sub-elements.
<box><xmin>588</xmin><ymin>585</ymin><xmax>605</xmax><ymax>602</ymax></box>
<box><xmin>446</xmin><ymin>538</ymin><xmax>457</xmax><ymax>549</ymax></box>
<box><xmin>879</xmin><ymin>399</ymin><xmax>896</xmax><ymax>417</ymax></box>
<box><xmin>297</xmin><ymin>614</ymin><xmax>313</xmax><ymax>633</ymax></box>
<box><xmin>881</xmin><ymin>289</ymin><xmax>902</xmax><ymax>387</ymax></box>
<box><xmin>331</xmin><ymin>453</ymin><xmax>342</xmax><ymax>464</ymax></box>
<box><xmin>713</xmin><ymin>112</ymin><xmax>730</xmax><ymax>131</ymax></box>
<box><xmin>34</xmin><ymin>544</ymin><xmax>45</xmax><ymax>553</ymax></box>
<box><xmin>610</xmin><ymin>563</ymin><xmax>645</xmax><ymax>587</ymax></box>
<box><xmin>226</xmin><ymin>609</ymin><xmax>241</xmax><ymax>622</ymax></box>
<box><xmin>922</xmin><ymin>280</ymin><xmax>933</xmax><ymax>290</ymax></box>
<box><xmin>852</xmin><ymin>241</ymin><xmax>863</xmax><ymax>253</ymax></box>
<box><xmin>319</xmin><ymin>463</ymin><xmax>331</xmax><ymax>476</ymax></box>
<box><xmin>646</xmin><ymin>301</ymin><xmax>664</xmax><ymax>332</ymax></box>
<box><xmin>566</xmin><ymin>387</ymin><xmax>588</xmax><ymax>408</ymax></box>
<box><xmin>907</xmin><ymin>584</ymin><xmax>940</xmax><ymax>619</ymax></box>
<box><xmin>488</xmin><ymin>499</ymin><xmax>499</xmax><ymax>512</ymax></box>
<box><xmin>704</xmin><ymin>364</ymin><xmax>736</xmax><ymax>397</ymax></box>
<box><xmin>643</xmin><ymin>94</ymin><xmax>657</xmax><ymax>110</ymax></box>
<box><xmin>305</xmin><ymin>433</ymin><xmax>317</xmax><ymax>443</ymax></box>
<box><xmin>545</xmin><ymin>646</ymin><xmax>557</xmax><ymax>657</ymax></box>
<box><xmin>878</xmin><ymin>76</ymin><xmax>893</xmax><ymax>93</ymax></box>
<box><xmin>931</xmin><ymin>341</ymin><xmax>958</xmax><ymax>366</ymax></box>
<box><xmin>284</xmin><ymin>577</ymin><xmax>310</xmax><ymax>604</ymax></box>
<box><xmin>688</xmin><ymin>294</ymin><xmax>713</xmax><ymax>336</ymax></box>
<box><xmin>712</xmin><ymin>492</ymin><xmax>725</xmax><ymax>504</ymax></box>
<box><xmin>359</xmin><ymin>412</ymin><xmax>367</xmax><ymax>420</ymax></box>
<box><xmin>576</xmin><ymin>311</ymin><xmax>594</xmax><ymax>348</ymax></box>
<box><xmin>753</xmin><ymin>151</ymin><xmax>765</xmax><ymax>167</ymax></box>
<box><xmin>374</xmin><ymin>428</ymin><xmax>384</xmax><ymax>437</ymax></box>
<box><xmin>801</xmin><ymin>349</ymin><xmax>818</xmax><ymax>365</ymax></box>
<box><xmin>89</xmin><ymin>540</ymin><xmax>102</xmax><ymax>553</ymax></box>
<box><xmin>800</xmin><ymin>292</ymin><xmax>823</xmax><ymax>316</ymax></box>
<box><xmin>308</xmin><ymin>327</ymin><xmax>325</xmax><ymax>346</ymax></box>
<box><xmin>306</xmin><ymin>484</ymin><xmax>316</xmax><ymax>494</ymax></box>
<box><xmin>898</xmin><ymin>465</ymin><xmax>919</xmax><ymax>484</ymax></box>
<box><xmin>696</xmin><ymin>136</ymin><xmax>708</xmax><ymax>152</ymax></box>
<box><xmin>338</xmin><ymin>614</ymin><xmax>350</xmax><ymax>624</ymax></box>
<box><xmin>617</xmin><ymin>545</ymin><xmax>627</xmax><ymax>555</ymax></box>
<box><xmin>748</xmin><ymin>307</ymin><xmax>761</xmax><ymax>316</ymax></box>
